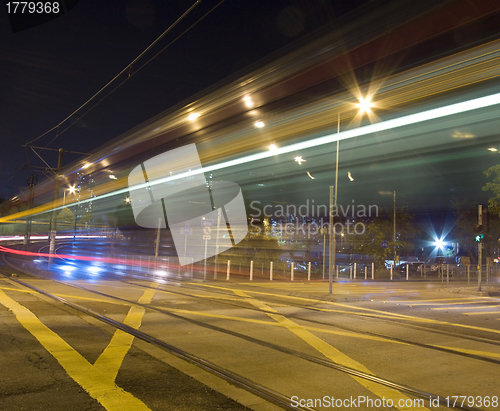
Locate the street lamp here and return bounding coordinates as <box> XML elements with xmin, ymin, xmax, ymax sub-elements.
<box><xmin>63</xmin><ymin>185</ymin><xmax>76</xmax><ymax>206</ymax></box>
<box><xmin>329</xmin><ymin>96</ymin><xmax>374</xmax><ymax>293</ymax></box>
<box><xmin>62</xmin><ymin>186</ymin><xmax>79</xmax><ymax>240</ymax></box>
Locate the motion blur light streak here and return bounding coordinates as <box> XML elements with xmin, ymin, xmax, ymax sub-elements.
<box><xmin>4</xmin><ymin>89</ymin><xmax>500</xmax><ymax>223</ymax></box>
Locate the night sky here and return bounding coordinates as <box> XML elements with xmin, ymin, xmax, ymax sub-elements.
<box><xmin>0</xmin><ymin>0</ymin><xmax>375</xmax><ymax>199</ymax></box>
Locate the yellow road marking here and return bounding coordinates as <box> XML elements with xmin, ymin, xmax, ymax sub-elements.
<box><xmin>463</xmin><ymin>311</ymin><xmax>500</xmax><ymax>315</ymax></box>
<box><xmin>234</xmin><ymin>289</ymin><xmax>429</xmax><ymax>411</ymax></box>
<box><xmin>94</xmin><ymin>283</ymin><xmax>159</xmax><ymax>381</ymax></box>
<box><xmin>191</xmin><ymin>283</ymin><xmax>500</xmax><ymax>336</ymax></box>
<box><xmin>161</xmin><ymin>305</ymin><xmax>406</xmax><ymax>344</ymax></box>
<box><xmin>0</xmin><ymin>286</ymin><xmax>31</xmax><ymax>292</ymax></box>
<box><xmin>0</xmin><ymin>289</ymin><xmax>151</xmax><ymax>411</ymax></box>
<box><xmin>382</xmin><ymin>297</ymin><xmax>491</xmax><ymax>303</ymax></box>
<box><xmin>192</xmin><ymin>294</ymin><xmax>247</xmax><ymax>302</ymax></box>
<box><xmin>431</xmin><ymin>345</ymin><xmax>500</xmax><ymax>360</ymax></box>
<box><xmin>432</xmin><ymin>305</ymin><xmax>500</xmax><ymax>310</ymax></box>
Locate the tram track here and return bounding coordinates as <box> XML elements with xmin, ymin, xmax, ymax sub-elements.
<box><xmin>1</xmin><ymin>250</ymin><xmax>491</xmax><ymax>411</ymax></box>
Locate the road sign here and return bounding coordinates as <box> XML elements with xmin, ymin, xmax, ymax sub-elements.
<box><xmin>203</xmin><ymin>235</ymin><xmax>211</xmax><ymax>240</ymax></box>
<box><xmin>180</xmin><ymin>227</ymin><xmax>192</xmax><ymax>235</ymax></box>
<box><xmin>381</xmin><ymin>240</ymin><xmax>389</xmax><ymax>248</ymax></box>
<box><xmin>203</xmin><ymin>226</ymin><xmax>212</xmax><ymax>235</ymax></box>
<box><xmin>201</xmin><ymin>219</ymin><xmax>213</xmax><ymax>226</ymax></box>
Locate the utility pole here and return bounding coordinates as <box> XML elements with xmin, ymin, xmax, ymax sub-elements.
<box><xmin>329</xmin><ymin>185</ymin><xmax>335</xmax><ymax>294</ymax></box>
<box><xmin>328</xmin><ymin>114</ymin><xmax>340</xmax><ymax>294</ymax></box>
<box><xmin>23</xmin><ymin>174</ymin><xmax>37</xmax><ymax>247</ymax></box>
<box><xmin>49</xmin><ymin>149</ymin><xmax>64</xmax><ymax>259</ymax></box>
<box><xmin>478</xmin><ymin>204</ymin><xmax>482</xmax><ymax>292</ymax></box>
<box><xmin>393</xmin><ymin>190</ymin><xmax>396</xmax><ymax>266</ymax></box>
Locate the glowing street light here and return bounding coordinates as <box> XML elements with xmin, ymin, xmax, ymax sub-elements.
<box><xmin>255</xmin><ymin>120</ymin><xmax>265</xmax><ymax>128</ymax></box>
<box><xmin>356</xmin><ymin>97</ymin><xmax>373</xmax><ymax>114</ymax></box>
<box><xmin>188</xmin><ymin>112</ymin><xmax>200</xmax><ymax>121</ymax></box>
<box><xmin>269</xmin><ymin>144</ymin><xmax>278</xmax><ymax>152</ymax></box>
<box><xmin>294</xmin><ymin>156</ymin><xmax>306</xmax><ymax>164</ymax></box>
<box><xmin>63</xmin><ymin>186</ymin><xmax>77</xmax><ymax>206</ymax></box>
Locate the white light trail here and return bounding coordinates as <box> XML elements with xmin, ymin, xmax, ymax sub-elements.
<box><xmin>29</xmin><ymin>91</ymin><xmax>500</xmax><ymax>216</ymax></box>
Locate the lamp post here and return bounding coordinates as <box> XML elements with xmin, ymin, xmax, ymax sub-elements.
<box><xmin>379</xmin><ymin>190</ymin><xmax>397</xmax><ymax>267</ymax></box>
<box><xmin>393</xmin><ymin>190</ymin><xmax>397</xmax><ymax>267</ymax></box>
<box><xmin>329</xmin><ymin>97</ymin><xmax>373</xmax><ymax>293</ymax></box>
<box><xmin>63</xmin><ymin>185</ymin><xmax>76</xmax><ymax>206</ymax></box>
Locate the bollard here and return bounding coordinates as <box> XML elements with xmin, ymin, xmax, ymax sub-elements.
<box><xmin>291</xmin><ymin>262</ymin><xmax>294</xmax><ymax>281</ymax></box>
<box><xmin>308</xmin><ymin>262</ymin><xmax>311</xmax><ymax>281</ymax></box>
<box><xmin>365</xmin><ymin>266</ymin><xmax>367</xmax><ymax>280</ymax></box>
<box><xmin>446</xmin><ymin>264</ymin><xmax>449</xmax><ymax>285</ymax></box>
<box><xmin>354</xmin><ymin>263</ymin><xmax>357</xmax><ymax>279</ymax></box>
<box><xmin>349</xmin><ymin>266</ymin><xmax>352</xmax><ymax>279</ymax></box>
<box><xmin>250</xmin><ymin>260</ymin><xmax>253</xmax><ymax>281</ymax></box>
<box><xmin>336</xmin><ymin>265</ymin><xmax>339</xmax><ymax>279</ymax></box>
<box><xmin>390</xmin><ymin>264</ymin><xmax>393</xmax><ymax>280</ymax></box>
<box><xmin>270</xmin><ymin>261</ymin><xmax>273</xmax><ymax>281</ymax></box>
<box><xmin>227</xmin><ymin>260</ymin><xmax>231</xmax><ymax>281</ymax></box>
<box><xmin>371</xmin><ymin>262</ymin><xmax>374</xmax><ymax>280</ymax></box>
<box><xmin>406</xmin><ymin>264</ymin><xmax>409</xmax><ymax>281</ymax></box>
<box><xmin>467</xmin><ymin>265</ymin><xmax>470</xmax><ymax>285</ymax></box>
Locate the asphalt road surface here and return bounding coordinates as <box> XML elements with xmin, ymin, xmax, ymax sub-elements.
<box><xmin>1</xmin><ymin>241</ymin><xmax>499</xmax><ymax>410</ymax></box>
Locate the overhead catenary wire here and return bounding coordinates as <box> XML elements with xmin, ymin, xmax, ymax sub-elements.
<box><xmin>24</xmin><ymin>0</ymin><xmax>207</xmax><ymax>148</ymax></box>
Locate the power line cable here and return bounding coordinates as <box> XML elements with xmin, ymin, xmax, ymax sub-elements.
<box><xmin>24</xmin><ymin>0</ymin><xmax>204</xmax><ymax>147</ymax></box>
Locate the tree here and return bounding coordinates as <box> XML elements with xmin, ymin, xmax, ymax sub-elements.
<box><xmin>351</xmin><ymin>208</ymin><xmax>417</xmax><ymax>268</ymax></box>
<box><xmin>483</xmin><ymin>164</ymin><xmax>500</xmax><ymax>216</ymax></box>
<box><xmin>57</xmin><ymin>207</ymin><xmax>75</xmax><ymax>224</ymax></box>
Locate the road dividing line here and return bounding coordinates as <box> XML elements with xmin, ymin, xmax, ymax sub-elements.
<box><xmin>0</xmin><ymin>289</ymin><xmax>152</xmax><ymax>411</ymax></box>
<box><xmin>233</xmin><ymin>289</ymin><xmax>429</xmax><ymax>411</ymax></box>
<box><xmin>94</xmin><ymin>282</ymin><xmax>159</xmax><ymax>381</ymax></box>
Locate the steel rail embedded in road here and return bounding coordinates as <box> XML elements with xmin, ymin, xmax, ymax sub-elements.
<box><xmin>1</xmin><ymin>253</ymin><xmax>486</xmax><ymax>411</ymax></box>
<box><xmin>0</xmin><ymin>268</ymin><xmax>314</xmax><ymax>411</ymax></box>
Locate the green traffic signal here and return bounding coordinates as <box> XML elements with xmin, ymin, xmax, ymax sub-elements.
<box><xmin>475</xmin><ymin>234</ymin><xmax>484</xmax><ymax>242</ymax></box>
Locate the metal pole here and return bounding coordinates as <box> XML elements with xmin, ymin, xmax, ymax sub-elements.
<box><xmin>393</xmin><ymin>190</ymin><xmax>396</xmax><ymax>267</ymax></box>
<box><xmin>49</xmin><ymin>149</ymin><xmax>64</xmax><ymax>260</ymax></box>
<box><xmin>322</xmin><ymin>228</ymin><xmax>326</xmax><ymax>280</ymax></box>
<box><xmin>227</xmin><ymin>260</ymin><xmax>230</xmax><ymax>280</ymax></box>
<box><xmin>203</xmin><ymin>239</ymin><xmax>207</xmax><ymax>281</ymax></box>
<box><xmin>365</xmin><ymin>266</ymin><xmax>367</xmax><ymax>280</ymax></box>
<box><xmin>155</xmin><ymin>217</ymin><xmax>161</xmax><ymax>258</ymax></box>
<box><xmin>291</xmin><ymin>262</ymin><xmax>294</xmax><ymax>281</ymax></box>
<box><xmin>250</xmin><ymin>260</ymin><xmax>253</xmax><ymax>281</ymax></box>
<box><xmin>371</xmin><ymin>262</ymin><xmax>374</xmax><ymax>280</ymax></box>
<box><xmin>24</xmin><ymin>174</ymin><xmax>37</xmax><ymax>246</ymax></box>
<box><xmin>214</xmin><ymin>208</ymin><xmax>222</xmax><ymax>280</ymax></box>
<box><xmin>478</xmin><ymin>205</ymin><xmax>482</xmax><ymax>291</ymax></box>
<box><xmin>329</xmin><ymin>186</ymin><xmax>335</xmax><ymax>294</ymax></box>
<box><xmin>308</xmin><ymin>262</ymin><xmax>311</xmax><ymax>281</ymax></box>
<box><xmin>406</xmin><ymin>264</ymin><xmax>409</xmax><ymax>281</ymax></box>
<box><xmin>270</xmin><ymin>261</ymin><xmax>273</xmax><ymax>281</ymax></box>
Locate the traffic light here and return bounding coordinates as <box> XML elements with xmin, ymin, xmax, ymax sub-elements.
<box><xmin>474</xmin><ymin>223</ymin><xmax>484</xmax><ymax>242</ymax></box>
